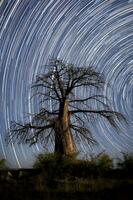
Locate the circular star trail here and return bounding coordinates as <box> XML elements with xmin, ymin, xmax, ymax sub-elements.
<box><xmin>0</xmin><ymin>0</ymin><xmax>133</xmax><ymax>168</ymax></box>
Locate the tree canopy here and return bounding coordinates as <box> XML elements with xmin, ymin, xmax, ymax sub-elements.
<box><xmin>7</xmin><ymin>59</ymin><xmax>126</xmax><ymax>156</ymax></box>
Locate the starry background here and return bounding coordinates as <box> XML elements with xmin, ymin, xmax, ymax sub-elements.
<box><xmin>0</xmin><ymin>0</ymin><xmax>133</xmax><ymax>168</ymax></box>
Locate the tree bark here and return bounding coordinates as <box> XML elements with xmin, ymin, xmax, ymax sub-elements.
<box><xmin>54</xmin><ymin>99</ymin><xmax>76</xmax><ymax>156</ymax></box>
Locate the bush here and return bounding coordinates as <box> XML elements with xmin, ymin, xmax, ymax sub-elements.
<box><xmin>33</xmin><ymin>153</ymin><xmax>76</xmax><ymax>179</ymax></box>
<box><xmin>95</xmin><ymin>153</ymin><xmax>113</xmax><ymax>171</ymax></box>
<box><xmin>0</xmin><ymin>159</ymin><xmax>8</xmax><ymax>169</ymax></box>
<box><xmin>33</xmin><ymin>153</ymin><xmax>59</xmax><ymax>169</ymax></box>
<box><xmin>82</xmin><ymin>152</ymin><xmax>113</xmax><ymax>177</ymax></box>
<box><xmin>117</xmin><ymin>153</ymin><xmax>133</xmax><ymax>171</ymax></box>
<box><xmin>33</xmin><ymin>152</ymin><xmax>113</xmax><ymax>180</ymax></box>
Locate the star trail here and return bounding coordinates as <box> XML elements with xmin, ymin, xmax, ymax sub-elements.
<box><xmin>0</xmin><ymin>0</ymin><xmax>133</xmax><ymax>168</ymax></box>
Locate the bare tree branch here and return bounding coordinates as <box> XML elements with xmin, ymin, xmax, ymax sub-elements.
<box><xmin>7</xmin><ymin>59</ymin><xmax>126</xmax><ymax>155</ymax></box>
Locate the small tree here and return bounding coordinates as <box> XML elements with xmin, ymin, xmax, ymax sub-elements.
<box><xmin>8</xmin><ymin>60</ymin><xmax>126</xmax><ymax>156</ymax></box>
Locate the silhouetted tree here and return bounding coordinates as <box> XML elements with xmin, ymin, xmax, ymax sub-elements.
<box><xmin>8</xmin><ymin>60</ymin><xmax>126</xmax><ymax>156</ymax></box>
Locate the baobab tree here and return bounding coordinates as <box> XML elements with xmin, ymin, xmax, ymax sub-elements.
<box><xmin>8</xmin><ymin>60</ymin><xmax>125</xmax><ymax>156</ymax></box>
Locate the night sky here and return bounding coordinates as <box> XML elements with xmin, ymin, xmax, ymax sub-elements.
<box><xmin>0</xmin><ymin>0</ymin><xmax>133</xmax><ymax>168</ymax></box>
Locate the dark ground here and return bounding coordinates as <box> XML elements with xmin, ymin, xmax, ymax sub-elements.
<box><xmin>0</xmin><ymin>168</ymin><xmax>133</xmax><ymax>200</ymax></box>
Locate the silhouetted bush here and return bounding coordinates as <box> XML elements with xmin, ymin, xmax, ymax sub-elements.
<box><xmin>117</xmin><ymin>153</ymin><xmax>133</xmax><ymax>170</ymax></box>
<box><xmin>0</xmin><ymin>159</ymin><xmax>9</xmax><ymax>181</ymax></box>
<box><xmin>33</xmin><ymin>153</ymin><xmax>76</xmax><ymax>179</ymax></box>
<box><xmin>0</xmin><ymin>159</ymin><xmax>8</xmax><ymax>169</ymax></box>
<box><xmin>116</xmin><ymin>153</ymin><xmax>133</xmax><ymax>179</ymax></box>
<box><xmin>33</xmin><ymin>152</ymin><xmax>113</xmax><ymax>179</ymax></box>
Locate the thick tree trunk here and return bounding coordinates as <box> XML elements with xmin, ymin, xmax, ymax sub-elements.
<box><xmin>54</xmin><ymin>99</ymin><xmax>76</xmax><ymax>156</ymax></box>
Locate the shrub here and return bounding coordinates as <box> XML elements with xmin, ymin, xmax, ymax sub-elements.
<box><xmin>33</xmin><ymin>153</ymin><xmax>59</xmax><ymax>169</ymax></box>
<box><xmin>96</xmin><ymin>153</ymin><xmax>113</xmax><ymax>171</ymax></box>
<box><xmin>117</xmin><ymin>153</ymin><xmax>133</xmax><ymax>171</ymax></box>
<box><xmin>0</xmin><ymin>159</ymin><xmax>8</xmax><ymax>169</ymax></box>
<box><xmin>33</xmin><ymin>153</ymin><xmax>76</xmax><ymax>179</ymax></box>
<box><xmin>33</xmin><ymin>152</ymin><xmax>113</xmax><ymax>180</ymax></box>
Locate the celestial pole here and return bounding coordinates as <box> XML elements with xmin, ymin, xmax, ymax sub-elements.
<box><xmin>0</xmin><ymin>0</ymin><xmax>133</xmax><ymax>168</ymax></box>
